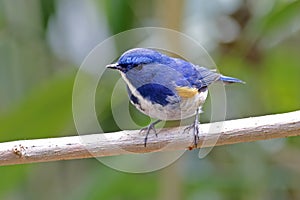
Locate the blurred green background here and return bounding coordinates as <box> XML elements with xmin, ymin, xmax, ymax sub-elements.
<box><xmin>1</xmin><ymin>0</ymin><xmax>300</xmax><ymax>199</ymax></box>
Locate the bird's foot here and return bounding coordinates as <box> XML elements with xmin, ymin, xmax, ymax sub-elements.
<box><xmin>183</xmin><ymin>122</ymin><xmax>200</xmax><ymax>148</ymax></box>
<box><xmin>184</xmin><ymin>108</ymin><xmax>201</xmax><ymax>148</ymax></box>
<box><xmin>139</xmin><ymin>120</ymin><xmax>161</xmax><ymax>147</ymax></box>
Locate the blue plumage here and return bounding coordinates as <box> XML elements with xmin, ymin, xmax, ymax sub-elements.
<box><xmin>115</xmin><ymin>48</ymin><xmax>225</xmax><ymax>92</ymax></box>
<box><xmin>136</xmin><ymin>83</ymin><xmax>176</xmax><ymax>106</ymax></box>
<box><xmin>107</xmin><ymin>48</ymin><xmax>244</xmax><ymax>147</ymax></box>
<box><xmin>219</xmin><ymin>75</ymin><xmax>245</xmax><ymax>84</ymax></box>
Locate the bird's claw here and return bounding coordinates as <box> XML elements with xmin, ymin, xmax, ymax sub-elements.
<box><xmin>140</xmin><ymin>120</ymin><xmax>161</xmax><ymax>147</ymax></box>
<box><xmin>183</xmin><ymin>122</ymin><xmax>200</xmax><ymax>148</ymax></box>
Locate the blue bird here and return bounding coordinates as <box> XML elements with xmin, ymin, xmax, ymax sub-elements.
<box><xmin>107</xmin><ymin>48</ymin><xmax>244</xmax><ymax>147</ymax></box>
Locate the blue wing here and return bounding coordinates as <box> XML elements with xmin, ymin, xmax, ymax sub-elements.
<box><xmin>169</xmin><ymin>58</ymin><xmax>220</xmax><ymax>90</ymax></box>
<box><xmin>169</xmin><ymin>58</ymin><xmax>244</xmax><ymax>88</ymax></box>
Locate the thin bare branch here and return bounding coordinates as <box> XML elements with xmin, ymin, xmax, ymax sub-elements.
<box><xmin>0</xmin><ymin>110</ymin><xmax>299</xmax><ymax>166</ymax></box>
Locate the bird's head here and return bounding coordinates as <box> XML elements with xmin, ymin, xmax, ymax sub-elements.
<box><xmin>106</xmin><ymin>48</ymin><xmax>170</xmax><ymax>73</ymax></box>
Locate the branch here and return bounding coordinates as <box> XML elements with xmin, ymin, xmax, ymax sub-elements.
<box><xmin>0</xmin><ymin>110</ymin><xmax>300</xmax><ymax>166</ymax></box>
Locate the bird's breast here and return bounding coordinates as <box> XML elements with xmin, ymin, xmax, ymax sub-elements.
<box><xmin>128</xmin><ymin>86</ymin><xmax>208</xmax><ymax>121</ymax></box>
<box><xmin>120</xmin><ymin>70</ymin><xmax>208</xmax><ymax>120</ymax></box>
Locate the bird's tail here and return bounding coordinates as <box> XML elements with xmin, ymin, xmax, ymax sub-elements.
<box><xmin>218</xmin><ymin>75</ymin><xmax>245</xmax><ymax>84</ymax></box>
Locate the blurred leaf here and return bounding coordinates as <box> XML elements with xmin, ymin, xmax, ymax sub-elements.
<box><xmin>102</xmin><ymin>0</ymin><xmax>135</xmax><ymax>34</ymax></box>
<box><xmin>260</xmin><ymin>0</ymin><xmax>300</xmax><ymax>36</ymax></box>
<box><xmin>0</xmin><ymin>71</ymin><xmax>76</xmax><ymax>142</ymax></box>
<box><xmin>67</xmin><ymin>166</ymin><xmax>157</xmax><ymax>200</ymax></box>
<box><xmin>0</xmin><ymin>165</ymin><xmax>28</xmax><ymax>198</ymax></box>
<box><xmin>40</xmin><ymin>0</ymin><xmax>56</xmax><ymax>31</ymax></box>
<box><xmin>259</xmin><ymin>45</ymin><xmax>300</xmax><ymax>113</ymax></box>
<box><xmin>0</xmin><ymin>1</ymin><xmax>5</xmax><ymax>29</ymax></box>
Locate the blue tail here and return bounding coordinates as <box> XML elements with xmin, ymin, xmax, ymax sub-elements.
<box><xmin>219</xmin><ymin>75</ymin><xmax>245</xmax><ymax>84</ymax></box>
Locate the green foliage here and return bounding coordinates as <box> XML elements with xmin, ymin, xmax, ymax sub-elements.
<box><xmin>0</xmin><ymin>72</ymin><xmax>76</xmax><ymax>141</ymax></box>
<box><xmin>260</xmin><ymin>0</ymin><xmax>300</xmax><ymax>37</ymax></box>
<box><xmin>40</xmin><ymin>0</ymin><xmax>56</xmax><ymax>31</ymax></box>
<box><xmin>102</xmin><ymin>0</ymin><xmax>136</xmax><ymax>34</ymax></box>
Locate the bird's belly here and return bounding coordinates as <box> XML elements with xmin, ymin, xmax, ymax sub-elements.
<box><xmin>133</xmin><ymin>91</ymin><xmax>208</xmax><ymax>121</ymax></box>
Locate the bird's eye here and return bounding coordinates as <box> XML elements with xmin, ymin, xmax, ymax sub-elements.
<box><xmin>135</xmin><ymin>64</ymin><xmax>143</xmax><ymax>71</ymax></box>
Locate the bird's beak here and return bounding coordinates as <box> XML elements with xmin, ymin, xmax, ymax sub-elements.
<box><xmin>106</xmin><ymin>63</ymin><xmax>120</xmax><ymax>70</ymax></box>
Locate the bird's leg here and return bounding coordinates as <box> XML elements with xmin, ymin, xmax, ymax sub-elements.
<box><xmin>140</xmin><ymin>119</ymin><xmax>161</xmax><ymax>147</ymax></box>
<box><xmin>183</xmin><ymin>108</ymin><xmax>200</xmax><ymax>147</ymax></box>
<box><xmin>193</xmin><ymin>108</ymin><xmax>200</xmax><ymax>147</ymax></box>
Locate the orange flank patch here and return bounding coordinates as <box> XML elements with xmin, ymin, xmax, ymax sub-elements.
<box><xmin>175</xmin><ymin>87</ymin><xmax>198</xmax><ymax>98</ymax></box>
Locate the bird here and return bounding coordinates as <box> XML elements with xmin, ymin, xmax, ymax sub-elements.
<box><xmin>106</xmin><ymin>48</ymin><xmax>244</xmax><ymax>147</ymax></box>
